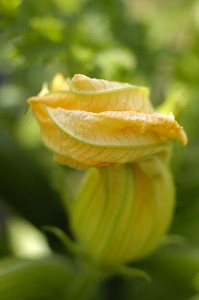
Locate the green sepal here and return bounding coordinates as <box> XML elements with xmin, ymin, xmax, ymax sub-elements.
<box><xmin>42</xmin><ymin>226</ymin><xmax>82</xmax><ymax>256</ymax></box>
<box><xmin>113</xmin><ymin>264</ymin><xmax>151</xmax><ymax>282</ymax></box>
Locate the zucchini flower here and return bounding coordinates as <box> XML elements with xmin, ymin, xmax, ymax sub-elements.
<box><xmin>28</xmin><ymin>74</ymin><xmax>187</xmax><ymax>267</ymax></box>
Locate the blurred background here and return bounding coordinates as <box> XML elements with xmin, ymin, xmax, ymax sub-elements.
<box><xmin>1</xmin><ymin>0</ymin><xmax>199</xmax><ymax>299</ymax></box>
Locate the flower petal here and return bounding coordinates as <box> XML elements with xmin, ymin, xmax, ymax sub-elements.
<box><xmin>45</xmin><ymin>107</ymin><xmax>187</xmax><ymax>147</ymax></box>
<box><xmin>135</xmin><ymin>156</ymin><xmax>174</xmax><ymax>258</ymax></box>
<box><xmin>38</xmin><ymin>106</ymin><xmax>171</xmax><ymax>167</ymax></box>
<box><xmin>54</xmin><ymin>153</ymin><xmax>88</xmax><ymax>170</ymax></box>
<box><xmin>71</xmin><ymin>74</ymin><xmax>133</xmax><ymax>93</ymax></box>
<box><xmin>28</xmin><ymin>74</ymin><xmax>154</xmax><ymax>113</ymax></box>
<box><xmin>111</xmin><ymin>156</ymin><xmax>174</xmax><ymax>262</ymax></box>
<box><xmin>50</xmin><ymin>73</ymin><xmax>69</xmax><ymax>91</ymax></box>
<box><xmin>69</xmin><ymin>74</ymin><xmax>153</xmax><ymax>113</ymax></box>
<box><xmin>71</xmin><ymin>164</ymin><xmax>136</xmax><ymax>265</ymax></box>
<box><xmin>28</xmin><ymin>91</ymin><xmax>78</xmax><ymax>112</ymax></box>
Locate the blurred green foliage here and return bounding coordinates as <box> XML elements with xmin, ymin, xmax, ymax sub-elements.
<box><xmin>1</xmin><ymin>0</ymin><xmax>199</xmax><ymax>299</ymax></box>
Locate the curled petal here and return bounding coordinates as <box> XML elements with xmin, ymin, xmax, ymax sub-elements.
<box><xmin>29</xmin><ymin>74</ymin><xmax>153</xmax><ymax>113</ymax></box>
<box><xmin>45</xmin><ymin>107</ymin><xmax>187</xmax><ymax>146</ymax></box>
<box><xmin>37</xmin><ymin>106</ymin><xmax>171</xmax><ymax>168</ymax></box>
<box><xmin>70</xmin><ymin>74</ymin><xmax>133</xmax><ymax>93</ymax></box>
<box><xmin>32</xmin><ymin>106</ymin><xmax>185</xmax><ymax>168</ymax></box>
<box><xmin>28</xmin><ymin>92</ymin><xmax>78</xmax><ymax>112</ymax></box>
<box><xmin>70</xmin><ymin>74</ymin><xmax>153</xmax><ymax>113</ymax></box>
<box><xmin>28</xmin><ymin>87</ymin><xmax>151</xmax><ymax>113</ymax></box>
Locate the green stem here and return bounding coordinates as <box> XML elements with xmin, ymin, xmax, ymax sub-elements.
<box><xmin>65</xmin><ymin>265</ymin><xmax>101</xmax><ymax>300</ymax></box>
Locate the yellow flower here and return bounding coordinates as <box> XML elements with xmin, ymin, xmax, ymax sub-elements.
<box><xmin>28</xmin><ymin>74</ymin><xmax>187</xmax><ymax>170</ymax></box>
<box><xmin>28</xmin><ymin>74</ymin><xmax>187</xmax><ymax>268</ymax></box>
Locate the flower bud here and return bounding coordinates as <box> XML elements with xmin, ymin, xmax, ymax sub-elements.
<box><xmin>71</xmin><ymin>156</ymin><xmax>174</xmax><ymax>266</ymax></box>
<box><xmin>27</xmin><ymin>74</ymin><xmax>187</xmax><ymax>268</ymax></box>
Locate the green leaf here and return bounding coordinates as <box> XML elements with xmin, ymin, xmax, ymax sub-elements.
<box><xmin>0</xmin><ymin>256</ymin><xmax>73</xmax><ymax>300</ymax></box>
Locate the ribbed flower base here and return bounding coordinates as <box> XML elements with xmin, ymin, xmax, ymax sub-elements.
<box><xmin>71</xmin><ymin>155</ymin><xmax>175</xmax><ymax>267</ymax></box>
